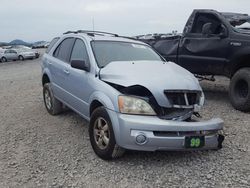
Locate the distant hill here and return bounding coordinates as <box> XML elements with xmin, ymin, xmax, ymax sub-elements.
<box><xmin>0</xmin><ymin>39</ymin><xmax>48</xmax><ymax>47</ymax></box>
<box><xmin>9</xmin><ymin>39</ymin><xmax>32</xmax><ymax>47</ymax></box>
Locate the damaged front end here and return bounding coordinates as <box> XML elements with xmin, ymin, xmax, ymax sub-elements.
<box><xmin>98</xmin><ymin>61</ymin><xmax>224</xmax><ymax>151</ymax></box>
<box><xmin>105</xmin><ymin>83</ymin><xmax>203</xmax><ymax>121</ymax></box>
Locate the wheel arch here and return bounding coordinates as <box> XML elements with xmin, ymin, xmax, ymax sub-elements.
<box><xmin>88</xmin><ymin>91</ymin><xmax>117</xmax><ymax>116</ymax></box>
<box><xmin>42</xmin><ymin>71</ymin><xmax>52</xmax><ymax>86</ymax></box>
<box><xmin>89</xmin><ymin>100</ymin><xmax>104</xmax><ymax>116</ymax></box>
<box><xmin>230</xmin><ymin>52</ymin><xmax>250</xmax><ymax>78</ymax></box>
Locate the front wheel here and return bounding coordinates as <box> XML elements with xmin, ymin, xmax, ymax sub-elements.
<box><xmin>229</xmin><ymin>68</ymin><xmax>250</xmax><ymax>112</ymax></box>
<box><xmin>89</xmin><ymin>107</ymin><xmax>125</xmax><ymax>160</ymax></box>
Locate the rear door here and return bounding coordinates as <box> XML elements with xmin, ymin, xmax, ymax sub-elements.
<box><xmin>49</xmin><ymin>37</ymin><xmax>75</xmax><ymax>103</ymax></box>
<box><xmin>178</xmin><ymin>13</ymin><xmax>230</xmax><ymax>75</ymax></box>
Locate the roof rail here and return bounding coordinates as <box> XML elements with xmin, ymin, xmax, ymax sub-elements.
<box><xmin>63</xmin><ymin>30</ymin><xmax>119</xmax><ymax>37</ymax></box>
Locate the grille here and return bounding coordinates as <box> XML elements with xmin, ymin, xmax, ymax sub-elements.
<box><xmin>158</xmin><ymin>108</ymin><xmax>193</xmax><ymax>121</ymax></box>
<box><xmin>164</xmin><ymin>90</ymin><xmax>200</xmax><ymax>106</ymax></box>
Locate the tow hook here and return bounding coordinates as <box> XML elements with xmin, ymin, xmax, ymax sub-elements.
<box><xmin>218</xmin><ymin>134</ymin><xmax>225</xmax><ymax>149</ymax></box>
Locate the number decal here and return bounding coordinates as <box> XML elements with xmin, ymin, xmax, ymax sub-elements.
<box><xmin>190</xmin><ymin>138</ymin><xmax>201</xmax><ymax>147</ymax></box>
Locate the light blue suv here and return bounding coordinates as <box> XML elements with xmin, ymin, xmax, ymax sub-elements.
<box><xmin>41</xmin><ymin>30</ymin><xmax>224</xmax><ymax>159</ymax></box>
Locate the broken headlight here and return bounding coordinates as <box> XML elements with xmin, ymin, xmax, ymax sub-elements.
<box><xmin>118</xmin><ymin>95</ymin><xmax>156</xmax><ymax>115</ymax></box>
<box><xmin>194</xmin><ymin>92</ymin><xmax>205</xmax><ymax>112</ymax></box>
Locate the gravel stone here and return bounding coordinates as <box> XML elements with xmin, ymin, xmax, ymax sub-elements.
<box><xmin>0</xmin><ymin>50</ymin><xmax>249</xmax><ymax>187</ymax></box>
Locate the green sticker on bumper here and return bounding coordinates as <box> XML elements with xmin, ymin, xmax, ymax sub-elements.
<box><xmin>185</xmin><ymin>136</ymin><xmax>205</xmax><ymax>148</ymax></box>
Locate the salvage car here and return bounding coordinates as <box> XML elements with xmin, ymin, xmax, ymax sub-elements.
<box><xmin>0</xmin><ymin>49</ymin><xmax>19</xmax><ymax>62</ymax></box>
<box><xmin>0</xmin><ymin>49</ymin><xmax>36</xmax><ymax>62</ymax></box>
<box><xmin>10</xmin><ymin>45</ymin><xmax>40</xmax><ymax>58</ymax></box>
<box><xmin>41</xmin><ymin>30</ymin><xmax>224</xmax><ymax>160</ymax></box>
<box><xmin>138</xmin><ymin>9</ymin><xmax>250</xmax><ymax>112</ymax></box>
<box><xmin>18</xmin><ymin>49</ymin><xmax>37</xmax><ymax>60</ymax></box>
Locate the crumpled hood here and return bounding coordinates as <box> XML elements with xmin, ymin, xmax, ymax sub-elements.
<box><xmin>100</xmin><ymin>60</ymin><xmax>202</xmax><ymax>107</ymax></box>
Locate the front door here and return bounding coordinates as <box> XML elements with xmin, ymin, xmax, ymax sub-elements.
<box><xmin>64</xmin><ymin>38</ymin><xmax>91</xmax><ymax>118</ymax></box>
<box><xmin>178</xmin><ymin>13</ymin><xmax>230</xmax><ymax>75</ymax></box>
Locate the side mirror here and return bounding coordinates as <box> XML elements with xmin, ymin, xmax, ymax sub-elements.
<box><xmin>219</xmin><ymin>25</ymin><xmax>227</xmax><ymax>38</ymax></box>
<box><xmin>71</xmin><ymin>60</ymin><xmax>90</xmax><ymax>72</ymax></box>
<box><xmin>202</xmin><ymin>23</ymin><xmax>213</xmax><ymax>36</ymax></box>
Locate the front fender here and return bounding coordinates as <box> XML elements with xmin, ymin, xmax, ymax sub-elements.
<box><xmin>88</xmin><ymin>91</ymin><xmax>117</xmax><ymax>115</ymax></box>
<box><xmin>228</xmin><ymin>46</ymin><xmax>250</xmax><ymax>76</ymax></box>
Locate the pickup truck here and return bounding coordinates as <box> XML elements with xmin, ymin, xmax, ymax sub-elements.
<box><xmin>138</xmin><ymin>9</ymin><xmax>250</xmax><ymax>112</ymax></box>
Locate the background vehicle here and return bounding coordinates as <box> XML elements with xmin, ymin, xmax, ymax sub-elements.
<box><xmin>0</xmin><ymin>49</ymin><xmax>36</xmax><ymax>62</ymax></box>
<box><xmin>17</xmin><ymin>49</ymin><xmax>37</xmax><ymax>60</ymax></box>
<box><xmin>41</xmin><ymin>30</ymin><xmax>224</xmax><ymax>160</ymax></box>
<box><xmin>138</xmin><ymin>9</ymin><xmax>250</xmax><ymax>112</ymax></box>
<box><xmin>10</xmin><ymin>45</ymin><xmax>40</xmax><ymax>59</ymax></box>
<box><xmin>32</xmin><ymin>41</ymin><xmax>50</xmax><ymax>49</ymax></box>
<box><xmin>0</xmin><ymin>49</ymin><xmax>18</xmax><ymax>62</ymax></box>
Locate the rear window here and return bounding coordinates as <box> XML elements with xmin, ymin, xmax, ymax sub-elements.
<box><xmin>46</xmin><ymin>37</ymin><xmax>59</xmax><ymax>53</ymax></box>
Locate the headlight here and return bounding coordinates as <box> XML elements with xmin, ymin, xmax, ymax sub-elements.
<box><xmin>199</xmin><ymin>92</ymin><xmax>205</xmax><ymax>106</ymax></box>
<box><xmin>118</xmin><ymin>95</ymin><xmax>156</xmax><ymax>115</ymax></box>
<box><xmin>194</xmin><ymin>92</ymin><xmax>205</xmax><ymax>112</ymax></box>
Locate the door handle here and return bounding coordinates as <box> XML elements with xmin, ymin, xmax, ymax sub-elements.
<box><xmin>47</xmin><ymin>61</ymin><xmax>52</xmax><ymax>65</ymax></box>
<box><xmin>63</xmin><ymin>69</ymin><xmax>70</xmax><ymax>75</ymax></box>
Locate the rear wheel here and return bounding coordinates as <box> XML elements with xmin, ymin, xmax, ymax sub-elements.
<box><xmin>229</xmin><ymin>68</ymin><xmax>250</xmax><ymax>111</ymax></box>
<box><xmin>18</xmin><ymin>55</ymin><xmax>24</xmax><ymax>61</ymax></box>
<box><xmin>89</xmin><ymin>107</ymin><xmax>125</xmax><ymax>160</ymax></box>
<box><xmin>43</xmin><ymin>83</ymin><xmax>63</xmax><ymax>115</ymax></box>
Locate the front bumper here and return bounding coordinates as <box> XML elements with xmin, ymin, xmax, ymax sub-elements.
<box><xmin>107</xmin><ymin>109</ymin><xmax>224</xmax><ymax>151</ymax></box>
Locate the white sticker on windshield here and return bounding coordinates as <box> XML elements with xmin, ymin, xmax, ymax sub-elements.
<box><xmin>131</xmin><ymin>44</ymin><xmax>147</xmax><ymax>49</ymax></box>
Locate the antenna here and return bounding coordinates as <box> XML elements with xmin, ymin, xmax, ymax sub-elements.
<box><xmin>92</xmin><ymin>17</ymin><xmax>95</xmax><ymax>32</ymax></box>
<box><xmin>92</xmin><ymin>17</ymin><xmax>95</xmax><ymax>40</ymax></box>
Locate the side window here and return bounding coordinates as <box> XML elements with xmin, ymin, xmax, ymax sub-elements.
<box><xmin>191</xmin><ymin>13</ymin><xmax>221</xmax><ymax>34</ymax></box>
<box><xmin>70</xmin><ymin>39</ymin><xmax>89</xmax><ymax>64</ymax></box>
<box><xmin>46</xmin><ymin>37</ymin><xmax>59</xmax><ymax>53</ymax></box>
<box><xmin>5</xmin><ymin>50</ymin><xmax>10</xmax><ymax>54</ymax></box>
<box><xmin>53</xmin><ymin>38</ymin><xmax>74</xmax><ymax>63</ymax></box>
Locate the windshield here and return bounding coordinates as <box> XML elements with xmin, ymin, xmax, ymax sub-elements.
<box><xmin>91</xmin><ymin>41</ymin><xmax>163</xmax><ymax>67</ymax></box>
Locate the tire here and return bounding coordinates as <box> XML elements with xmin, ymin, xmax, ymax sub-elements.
<box><xmin>1</xmin><ymin>57</ymin><xmax>7</xmax><ymax>62</ymax></box>
<box><xmin>229</xmin><ymin>68</ymin><xmax>250</xmax><ymax>111</ymax></box>
<box><xmin>18</xmin><ymin>55</ymin><xmax>24</xmax><ymax>61</ymax></box>
<box><xmin>89</xmin><ymin>107</ymin><xmax>125</xmax><ymax>160</ymax></box>
<box><xmin>43</xmin><ymin>83</ymin><xmax>63</xmax><ymax>115</ymax></box>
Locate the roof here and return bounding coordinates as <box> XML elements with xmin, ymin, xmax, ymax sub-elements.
<box><xmin>62</xmin><ymin>30</ymin><xmax>145</xmax><ymax>45</ymax></box>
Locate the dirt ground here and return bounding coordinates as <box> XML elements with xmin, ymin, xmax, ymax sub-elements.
<box><xmin>0</xmin><ymin>51</ymin><xmax>249</xmax><ymax>187</ymax></box>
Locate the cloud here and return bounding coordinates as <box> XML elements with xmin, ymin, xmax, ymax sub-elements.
<box><xmin>0</xmin><ymin>0</ymin><xmax>249</xmax><ymax>41</ymax></box>
<box><xmin>85</xmin><ymin>2</ymin><xmax>112</xmax><ymax>12</ymax></box>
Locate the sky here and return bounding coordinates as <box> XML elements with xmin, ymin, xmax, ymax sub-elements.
<box><xmin>0</xmin><ymin>0</ymin><xmax>250</xmax><ymax>42</ymax></box>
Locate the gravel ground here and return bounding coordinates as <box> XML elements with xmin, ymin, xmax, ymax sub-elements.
<box><xmin>0</xmin><ymin>51</ymin><xmax>249</xmax><ymax>188</ymax></box>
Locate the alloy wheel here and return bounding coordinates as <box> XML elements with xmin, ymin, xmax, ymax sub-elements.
<box><xmin>93</xmin><ymin>117</ymin><xmax>110</xmax><ymax>150</ymax></box>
